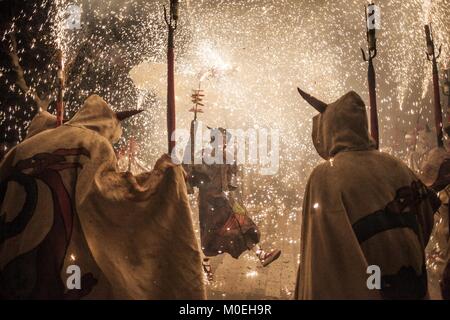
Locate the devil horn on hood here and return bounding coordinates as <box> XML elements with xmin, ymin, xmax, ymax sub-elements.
<box><xmin>115</xmin><ymin>109</ymin><xmax>144</xmax><ymax>121</ymax></box>
<box><xmin>297</xmin><ymin>87</ymin><xmax>328</xmax><ymax>113</ymax></box>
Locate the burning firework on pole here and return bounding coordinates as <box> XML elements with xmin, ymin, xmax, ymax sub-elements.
<box><xmin>361</xmin><ymin>2</ymin><xmax>379</xmax><ymax>149</ymax></box>
<box><xmin>164</xmin><ymin>0</ymin><xmax>179</xmax><ymax>153</ymax></box>
<box><xmin>189</xmin><ymin>84</ymin><xmax>205</xmax><ymax>162</ymax></box>
<box><xmin>424</xmin><ymin>24</ymin><xmax>443</xmax><ymax>147</ymax></box>
<box><xmin>56</xmin><ymin>49</ymin><xmax>64</xmax><ymax>127</ymax></box>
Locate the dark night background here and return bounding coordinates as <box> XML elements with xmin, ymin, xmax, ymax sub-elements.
<box><xmin>0</xmin><ymin>0</ymin><xmax>190</xmax><ymax>158</ymax></box>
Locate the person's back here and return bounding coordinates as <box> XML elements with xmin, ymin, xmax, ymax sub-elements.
<box><xmin>295</xmin><ymin>89</ymin><xmax>439</xmax><ymax>299</ymax></box>
<box><xmin>0</xmin><ymin>95</ymin><xmax>205</xmax><ymax>299</ymax></box>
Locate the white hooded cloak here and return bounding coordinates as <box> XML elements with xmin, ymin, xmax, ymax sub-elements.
<box><xmin>295</xmin><ymin>91</ymin><xmax>439</xmax><ymax>299</ymax></box>
<box><xmin>0</xmin><ymin>95</ymin><xmax>205</xmax><ymax>299</ymax></box>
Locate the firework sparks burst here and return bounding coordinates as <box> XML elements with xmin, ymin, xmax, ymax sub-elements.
<box><xmin>1</xmin><ymin>0</ymin><xmax>449</xmax><ymax>299</ymax></box>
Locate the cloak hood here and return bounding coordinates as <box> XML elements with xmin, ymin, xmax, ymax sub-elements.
<box><xmin>66</xmin><ymin>95</ymin><xmax>122</xmax><ymax>143</ymax></box>
<box><xmin>311</xmin><ymin>91</ymin><xmax>376</xmax><ymax>160</ymax></box>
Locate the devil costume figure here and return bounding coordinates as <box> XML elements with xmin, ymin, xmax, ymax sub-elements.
<box><xmin>404</xmin><ymin>127</ymin><xmax>435</xmax><ymax>174</ymax></box>
<box><xmin>184</xmin><ymin>126</ymin><xmax>281</xmax><ymax>276</ymax></box>
<box><xmin>0</xmin><ymin>95</ymin><xmax>205</xmax><ymax>299</ymax></box>
<box><xmin>295</xmin><ymin>89</ymin><xmax>440</xmax><ymax>299</ymax></box>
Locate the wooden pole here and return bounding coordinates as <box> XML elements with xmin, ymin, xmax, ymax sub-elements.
<box><xmin>56</xmin><ymin>49</ymin><xmax>64</xmax><ymax>127</ymax></box>
<box><xmin>167</xmin><ymin>26</ymin><xmax>176</xmax><ymax>152</ymax></box>
<box><xmin>432</xmin><ymin>57</ymin><xmax>443</xmax><ymax>147</ymax></box>
<box><xmin>425</xmin><ymin>24</ymin><xmax>443</xmax><ymax>147</ymax></box>
<box><xmin>164</xmin><ymin>1</ymin><xmax>179</xmax><ymax>153</ymax></box>
<box><xmin>361</xmin><ymin>3</ymin><xmax>379</xmax><ymax>149</ymax></box>
<box><xmin>368</xmin><ymin>57</ymin><xmax>379</xmax><ymax>149</ymax></box>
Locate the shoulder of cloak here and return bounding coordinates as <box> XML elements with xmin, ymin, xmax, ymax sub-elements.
<box><xmin>305</xmin><ymin>160</ymin><xmax>345</xmax><ymax>213</ymax></box>
<box><xmin>26</xmin><ymin>111</ymin><xmax>57</xmax><ymax>139</ymax></box>
<box><xmin>308</xmin><ymin>160</ymin><xmax>344</xmax><ymax>189</ymax></box>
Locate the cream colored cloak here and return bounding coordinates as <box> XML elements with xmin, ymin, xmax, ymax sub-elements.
<box><xmin>0</xmin><ymin>95</ymin><xmax>205</xmax><ymax>299</ymax></box>
<box><xmin>295</xmin><ymin>91</ymin><xmax>439</xmax><ymax>299</ymax></box>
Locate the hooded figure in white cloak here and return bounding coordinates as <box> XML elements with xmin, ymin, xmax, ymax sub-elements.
<box><xmin>295</xmin><ymin>89</ymin><xmax>440</xmax><ymax>300</ymax></box>
<box><xmin>0</xmin><ymin>95</ymin><xmax>205</xmax><ymax>299</ymax></box>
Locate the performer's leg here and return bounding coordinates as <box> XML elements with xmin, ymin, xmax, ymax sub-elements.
<box><xmin>202</xmin><ymin>257</ymin><xmax>214</xmax><ymax>282</ymax></box>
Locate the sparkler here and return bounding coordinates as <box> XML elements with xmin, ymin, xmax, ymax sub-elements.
<box><xmin>189</xmin><ymin>80</ymin><xmax>205</xmax><ymax>163</ymax></box>
<box><xmin>164</xmin><ymin>0</ymin><xmax>180</xmax><ymax>153</ymax></box>
<box><xmin>424</xmin><ymin>24</ymin><xmax>443</xmax><ymax>147</ymax></box>
<box><xmin>361</xmin><ymin>2</ymin><xmax>379</xmax><ymax>149</ymax></box>
<box><xmin>190</xmin><ymin>86</ymin><xmax>205</xmax><ymax>121</ymax></box>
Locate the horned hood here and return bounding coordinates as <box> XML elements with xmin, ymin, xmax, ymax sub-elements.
<box><xmin>312</xmin><ymin>91</ymin><xmax>376</xmax><ymax>160</ymax></box>
<box><xmin>66</xmin><ymin>94</ymin><xmax>122</xmax><ymax>143</ymax></box>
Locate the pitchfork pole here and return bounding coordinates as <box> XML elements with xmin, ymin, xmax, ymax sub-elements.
<box><xmin>56</xmin><ymin>49</ymin><xmax>64</xmax><ymax>127</ymax></box>
<box><xmin>431</xmin><ymin>58</ymin><xmax>443</xmax><ymax>147</ymax></box>
<box><xmin>367</xmin><ymin>56</ymin><xmax>378</xmax><ymax>149</ymax></box>
<box><xmin>361</xmin><ymin>3</ymin><xmax>379</xmax><ymax>149</ymax></box>
<box><xmin>164</xmin><ymin>0</ymin><xmax>179</xmax><ymax>153</ymax></box>
<box><xmin>424</xmin><ymin>24</ymin><xmax>443</xmax><ymax>148</ymax></box>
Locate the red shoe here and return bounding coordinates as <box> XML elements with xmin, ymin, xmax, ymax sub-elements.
<box><xmin>259</xmin><ymin>249</ymin><xmax>281</xmax><ymax>267</ymax></box>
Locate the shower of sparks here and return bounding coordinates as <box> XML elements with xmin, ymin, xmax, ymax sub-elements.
<box><xmin>1</xmin><ymin>0</ymin><xmax>449</xmax><ymax>299</ymax></box>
